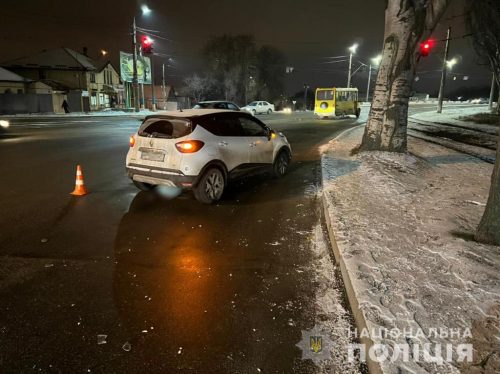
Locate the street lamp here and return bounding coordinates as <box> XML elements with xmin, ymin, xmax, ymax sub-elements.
<box><xmin>347</xmin><ymin>43</ymin><xmax>358</xmax><ymax>88</ymax></box>
<box><xmin>366</xmin><ymin>54</ymin><xmax>382</xmax><ymax>102</ymax></box>
<box><xmin>132</xmin><ymin>5</ymin><xmax>152</xmax><ymax>112</ymax></box>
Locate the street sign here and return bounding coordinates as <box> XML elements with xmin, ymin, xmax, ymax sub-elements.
<box><xmin>119</xmin><ymin>51</ymin><xmax>152</xmax><ymax>84</ymax></box>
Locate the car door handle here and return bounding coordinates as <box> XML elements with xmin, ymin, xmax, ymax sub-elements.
<box><xmin>218</xmin><ymin>141</ymin><xmax>228</xmax><ymax>147</ymax></box>
<box><xmin>249</xmin><ymin>142</ymin><xmax>256</xmax><ymax>147</ymax></box>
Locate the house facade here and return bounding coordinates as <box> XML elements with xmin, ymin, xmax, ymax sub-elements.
<box><xmin>2</xmin><ymin>48</ymin><xmax>122</xmax><ymax>112</ymax></box>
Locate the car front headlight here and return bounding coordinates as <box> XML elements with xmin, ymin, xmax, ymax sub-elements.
<box><xmin>0</xmin><ymin>120</ymin><xmax>10</xmax><ymax>129</ymax></box>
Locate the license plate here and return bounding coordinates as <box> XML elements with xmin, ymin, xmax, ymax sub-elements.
<box><xmin>140</xmin><ymin>150</ymin><xmax>165</xmax><ymax>162</ymax></box>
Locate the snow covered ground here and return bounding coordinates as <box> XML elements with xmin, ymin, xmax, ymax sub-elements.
<box><xmin>410</xmin><ymin>106</ymin><xmax>496</xmax><ymax>134</ymax></box>
<box><xmin>321</xmin><ymin>126</ymin><xmax>499</xmax><ymax>373</ymax></box>
<box><xmin>408</xmin><ymin>106</ymin><xmax>498</xmax><ymax>164</ymax></box>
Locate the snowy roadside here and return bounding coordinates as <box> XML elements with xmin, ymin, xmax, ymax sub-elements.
<box><xmin>409</xmin><ymin>106</ymin><xmax>496</xmax><ymax>134</ymax></box>
<box><xmin>408</xmin><ymin>106</ymin><xmax>498</xmax><ymax>164</ymax></box>
<box><xmin>321</xmin><ymin>126</ymin><xmax>499</xmax><ymax>373</ymax></box>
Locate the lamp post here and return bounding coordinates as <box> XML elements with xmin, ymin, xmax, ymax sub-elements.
<box><xmin>347</xmin><ymin>43</ymin><xmax>358</xmax><ymax>88</ymax></box>
<box><xmin>366</xmin><ymin>54</ymin><xmax>382</xmax><ymax>102</ymax></box>
<box><xmin>131</xmin><ymin>5</ymin><xmax>151</xmax><ymax>112</ymax></box>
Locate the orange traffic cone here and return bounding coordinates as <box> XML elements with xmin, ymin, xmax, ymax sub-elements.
<box><xmin>70</xmin><ymin>165</ymin><xmax>88</xmax><ymax>196</ymax></box>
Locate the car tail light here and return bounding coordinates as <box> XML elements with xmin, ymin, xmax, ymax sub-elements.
<box><xmin>129</xmin><ymin>135</ymin><xmax>136</xmax><ymax>148</ymax></box>
<box><xmin>175</xmin><ymin>140</ymin><xmax>205</xmax><ymax>153</ymax></box>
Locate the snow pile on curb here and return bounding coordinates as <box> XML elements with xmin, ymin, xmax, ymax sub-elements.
<box><xmin>321</xmin><ymin>126</ymin><xmax>499</xmax><ymax>373</ymax></box>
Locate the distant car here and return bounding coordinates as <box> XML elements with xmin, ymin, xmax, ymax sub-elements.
<box><xmin>241</xmin><ymin>101</ymin><xmax>275</xmax><ymax>115</ymax></box>
<box><xmin>126</xmin><ymin>109</ymin><xmax>292</xmax><ymax>204</ymax></box>
<box><xmin>0</xmin><ymin>120</ymin><xmax>9</xmax><ymax>132</ymax></box>
<box><xmin>192</xmin><ymin>101</ymin><xmax>240</xmax><ymax>111</ymax></box>
<box><xmin>470</xmin><ymin>98</ymin><xmax>488</xmax><ymax>105</ymax></box>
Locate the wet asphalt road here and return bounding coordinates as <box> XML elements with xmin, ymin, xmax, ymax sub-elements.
<box><xmin>0</xmin><ymin>111</ymin><xmax>360</xmax><ymax>373</ymax></box>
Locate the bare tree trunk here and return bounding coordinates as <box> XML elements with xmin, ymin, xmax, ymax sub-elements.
<box><xmin>476</xmin><ymin>140</ymin><xmax>500</xmax><ymax>245</ymax></box>
<box><xmin>360</xmin><ymin>0</ymin><xmax>450</xmax><ymax>152</ymax></box>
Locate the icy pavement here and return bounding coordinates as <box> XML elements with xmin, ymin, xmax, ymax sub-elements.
<box><xmin>321</xmin><ymin>126</ymin><xmax>499</xmax><ymax>373</ymax></box>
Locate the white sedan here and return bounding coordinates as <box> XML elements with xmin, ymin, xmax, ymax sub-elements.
<box><xmin>241</xmin><ymin>101</ymin><xmax>275</xmax><ymax>115</ymax></box>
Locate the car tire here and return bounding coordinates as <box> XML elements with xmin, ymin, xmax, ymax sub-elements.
<box><xmin>273</xmin><ymin>150</ymin><xmax>290</xmax><ymax>178</ymax></box>
<box><xmin>252</xmin><ymin>109</ymin><xmax>256</xmax><ymax>116</ymax></box>
<box><xmin>193</xmin><ymin>167</ymin><xmax>225</xmax><ymax>204</ymax></box>
<box><xmin>133</xmin><ymin>180</ymin><xmax>155</xmax><ymax>191</ymax></box>
<box><xmin>356</xmin><ymin>108</ymin><xmax>361</xmax><ymax>118</ymax></box>
<box><xmin>267</xmin><ymin>109</ymin><xmax>272</xmax><ymax>114</ymax></box>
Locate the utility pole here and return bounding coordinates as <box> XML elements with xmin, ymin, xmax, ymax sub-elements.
<box><xmin>488</xmin><ymin>73</ymin><xmax>496</xmax><ymax>111</ymax></box>
<box><xmin>132</xmin><ymin>17</ymin><xmax>139</xmax><ymax>112</ymax></box>
<box><xmin>162</xmin><ymin>63</ymin><xmax>167</xmax><ymax>110</ymax></box>
<box><xmin>437</xmin><ymin>27</ymin><xmax>451</xmax><ymax>114</ymax></box>
<box><xmin>365</xmin><ymin>64</ymin><xmax>372</xmax><ymax>102</ymax></box>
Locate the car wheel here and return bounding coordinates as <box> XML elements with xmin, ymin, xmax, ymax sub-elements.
<box><xmin>273</xmin><ymin>150</ymin><xmax>290</xmax><ymax>178</ymax></box>
<box><xmin>252</xmin><ymin>109</ymin><xmax>256</xmax><ymax>116</ymax></box>
<box><xmin>194</xmin><ymin>167</ymin><xmax>225</xmax><ymax>204</ymax></box>
<box><xmin>133</xmin><ymin>180</ymin><xmax>155</xmax><ymax>191</ymax></box>
<box><xmin>356</xmin><ymin>108</ymin><xmax>361</xmax><ymax>118</ymax></box>
<box><xmin>267</xmin><ymin>109</ymin><xmax>272</xmax><ymax>114</ymax></box>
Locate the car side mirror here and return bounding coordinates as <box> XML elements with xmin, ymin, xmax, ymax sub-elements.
<box><xmin>268</xmin><ymin>129</ymin><xmax>276</xmax><ymax>141</ymax></box>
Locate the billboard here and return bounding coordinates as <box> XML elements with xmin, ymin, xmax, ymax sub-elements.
<box><xmin>120</xmin><ymin>51</ymin><xmax>151</xmax><ymax>84</ymax></box>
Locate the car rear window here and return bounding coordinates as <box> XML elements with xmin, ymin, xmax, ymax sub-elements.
<box><xmin>138</xmin><ymin>118</ymin><xmax>193</xmax><ymax>139</ymax></box>
<box><xmin>196</xmin><ymin>114</ymin><xmax>244</xmax><ymax>136</ymax></box>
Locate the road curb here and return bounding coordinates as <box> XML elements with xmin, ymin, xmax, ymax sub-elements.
<box><xmin>320</xmin><ymin>125</ymin><xmax>383</xmax><ymax>374</ymax></box>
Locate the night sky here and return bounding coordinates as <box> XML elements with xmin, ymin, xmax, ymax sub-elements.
<box><xmin>0</xmin><ymin>0</ymin><xmax>492</xmax><ymax>97</ymax></box>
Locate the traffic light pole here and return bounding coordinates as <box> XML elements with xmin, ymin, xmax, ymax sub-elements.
<box><xmin>437</xmin><ymin>27</ymin><xmax>451</xmax><ymax>114</ymax></box>
<box><xmin>132</xmin><ymin>17</ymin><xmax>139</xmax><ymax>112</ymax></box>
<box><xmin>150</xmin><ymin>54</ymin><xmax>156</xmax><ymax>111</ymax></box>
<box><xmin>162</xmin><ymin>63</ymin><xmax>167</xmax><ymax>110</ymax></box>
<box><xmin>489</xmin><ymin>73</ymin><xmax>496</xmax><ymax>111</ymax></box>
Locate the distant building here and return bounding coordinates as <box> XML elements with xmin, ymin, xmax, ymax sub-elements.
<box><xmin>1</xmin><ymin>47</ymin><xmax>122</xmax><ymax>112</ymax></box>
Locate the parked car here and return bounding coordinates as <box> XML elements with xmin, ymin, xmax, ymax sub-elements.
<box><xmin>241</xmin><ymin>101</ymin><xmax>275</xmax><ymax>115</ymax></box>
<box><xmin>126</xmin><ymin>109</ymin><xmax>292</xmax><ymax>204</ymax></box>
<box><xmin>192</xmin><ymin>101</ymin><xmax>240</xmax><ymax>111</ymax></box>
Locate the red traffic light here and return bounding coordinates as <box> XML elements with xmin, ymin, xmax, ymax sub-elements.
<box><xmin>420</xmin><ymin>39</ymin><xmax>435</xmax><ymax>57</ymax></box>
<box><xmin>141</xmin><ymin>35</ymin><xmax>153</xmax><ymax>55</ymax></box>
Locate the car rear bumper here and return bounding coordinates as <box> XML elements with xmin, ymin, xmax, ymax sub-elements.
<box><xmin>127</xmin><ymin>164</ymin><xmax>197</xmax><ymax>189</ymax></box>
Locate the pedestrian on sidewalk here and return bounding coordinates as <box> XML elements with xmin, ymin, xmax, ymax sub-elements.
<box><xmin>62</xmin><ymin>100</ymin><xmax>70</xmax><ymax>113</ymax></box>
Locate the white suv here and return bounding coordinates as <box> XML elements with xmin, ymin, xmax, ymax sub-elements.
<box><xmin>126</xmin><ymin>109</ymin><xmax>292</xmax><ymax>203</ymax></box>
<box><xmin>241</xmin><ymin>101</ymin><xmax>275</xmax><ymax>115</ymax></box>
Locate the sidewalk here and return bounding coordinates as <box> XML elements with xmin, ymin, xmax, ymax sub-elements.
<box><xmin>321</xmin><ymin>126</ymin><xmax>499</xmax><ymax>373</ymax></box>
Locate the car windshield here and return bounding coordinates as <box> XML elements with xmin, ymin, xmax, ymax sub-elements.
<box><xmin>138</xmin><ymin>118</ymin><xmax>192</xmax><ymax>139</ymax></box>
